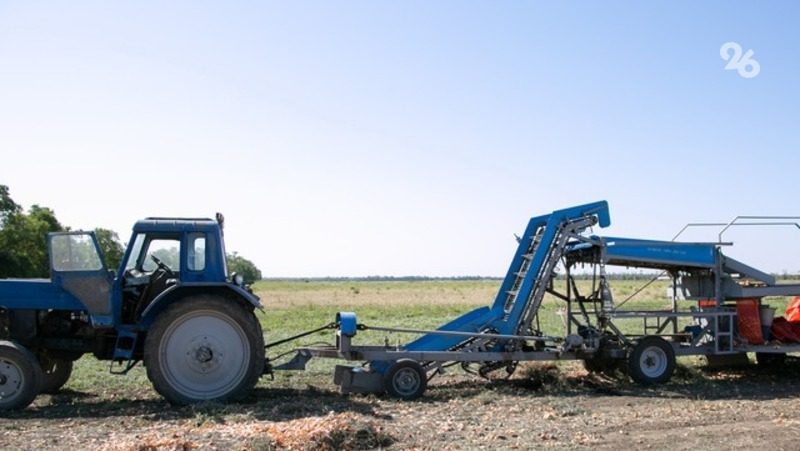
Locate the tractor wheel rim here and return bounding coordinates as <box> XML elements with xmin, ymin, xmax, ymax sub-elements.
<box><xmin>0</xmin><ymin>359</ymin><xmax>24</xmax><ymax>403</ymax></box>
<box><xmin>639</xmin><ymin>346</ymin><xmax>668</xmax><ymax>378</ymax></box>
<box><xmin>393</xmin><ymin>368</ymin><xmax>421</xmax><ymax>396</ymax></box>
<box><xmin>160</xmin><ymin>309</ymin><xmax>250</xmax><ymax>400</ymax></box>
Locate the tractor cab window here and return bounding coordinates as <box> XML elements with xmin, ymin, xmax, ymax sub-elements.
<box><xmin>120</xmin><ymin>234</ymin><xmax>181</xmax><ymax>324</ymax></box>
<box><xmin>187</xmin><ymin>234</ymin><xmax>206</xmax><ymax>271</ymax></box>
<box><xmin>142</xmin><ymin>239</ymin><xmax>180</xmax><ymax>272</ymax></box>
<box><xmin>51</xmin><ymin>233</ymin><xmax>104</xmax><ymax>272</ymax></box>
<box><xmin>125</xmin><ymin>234</ymin><xmax>145</xmax><ymax>271</ymax></box>
<box><xmin>121</xmin><ymin>234</ymin><xmax>181</xmax><ymax>277</ymax></box>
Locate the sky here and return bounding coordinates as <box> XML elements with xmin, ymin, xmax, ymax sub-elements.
<box><xmin>0</xmin><ymin>1</ymin><xmax>798</xmax><ymax>277</ymax></box>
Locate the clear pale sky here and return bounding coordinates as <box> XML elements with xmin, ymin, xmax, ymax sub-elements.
<box><xmin>1</xmin><ymin>2</ymin><xmax>798</xmax><ymax>277</ymax></box>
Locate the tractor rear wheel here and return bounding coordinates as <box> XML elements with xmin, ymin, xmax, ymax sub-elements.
<box><xmin>38</xmin><ymin>355</ymin><xmax>73</xmax><ymax>394</ymax></box>
<box><xmin>144</xmin><ymin>295</ymin><xmax>265</xmax><ymax>405</ymax></box>
<box><xmin>0</xmin><ymin>341</ymin><xmax>43</xmax><ymax>411</ymax></box>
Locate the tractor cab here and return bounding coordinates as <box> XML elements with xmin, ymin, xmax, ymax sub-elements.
<box><xmin>46</xmin><ymin>216</ymin><xmax>232</xmax><ymax>328</ymax></box>
<box><xmin>117</xmin><ymin>217</ymin><xmax>229</xmax><ymax>324</ymax></box>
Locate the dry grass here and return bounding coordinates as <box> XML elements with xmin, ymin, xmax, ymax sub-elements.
<box><xmin>254</xmin><ymin>280</ymin><xmax>498</xmax><ymax>308</ymax></box>
<box><xmin>96</xmin><ymin>412</ymin><xmax>392</xmax><ymax>451</ymax></box>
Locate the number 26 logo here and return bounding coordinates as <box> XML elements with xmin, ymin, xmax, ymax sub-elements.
<box><xmin>720</xmin><ymin>42</ymin><xmax>760</xmax><ymax>79</ymax></box>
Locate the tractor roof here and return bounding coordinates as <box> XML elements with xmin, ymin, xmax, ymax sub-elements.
<box><xmin>132</xmin><ymin>217</ymin><xmax>221</xmax><ymax>233</ymax></box>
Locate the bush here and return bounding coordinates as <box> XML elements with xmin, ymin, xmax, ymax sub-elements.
<box><xmin>227</xmin><ymin>252</ymin><xmax>262</xmax><ymax>284</ymax></box>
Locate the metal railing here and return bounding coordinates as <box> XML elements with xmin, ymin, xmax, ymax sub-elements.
<box><xmin>671</xmin><ymin>216</ymin><xmax>800</xmax><ymax>242</ymax></box>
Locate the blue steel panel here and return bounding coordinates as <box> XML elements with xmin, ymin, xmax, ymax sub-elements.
<box><xmin>0</xmin><ymin>279</ymin><xmax>86</xmax><ymax>310</ymax></box>
<box><xmin>551</xmin><ymin>201</ymin><xmax>610</xmax><ymax>228</ymax></box>
<box><xmin>133</xmin><ymin>219</ymin><xmax>219</xmax><ymax>233</ymax></box>
<box><xmin>403</xmin><ymin>306</ymin><xmax>500</xmax><ymax>352</ymax></box>
<box><xmin>601</xmin><ymin>237</ymin><xmax>717</xmax><ymax>268</ymax></box>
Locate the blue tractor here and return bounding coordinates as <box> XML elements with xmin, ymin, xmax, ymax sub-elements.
<box><xmin>0</xmin><ymin>214</ymin><xmax>265</xmax><ymax>410</ymax></box>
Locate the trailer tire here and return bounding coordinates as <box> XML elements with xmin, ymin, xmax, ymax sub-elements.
<box><xmin>38</xmin><ymin>355</ymin><xmax>73</xmax><ymax>394</ymax></box>
<box><xmin>384</xmin><ymin>359</ymin><xmax>427</xmax><ymax>400</ymax></box>
<box><xmin>628</xmin><ymin>336</ymin><xmax>675</xmax><ymax>385</ymax></box>
<box><xmin>0</xmin><ymin>341</ymin><xmax>43</xmax><ymax>411</ymax></box>
<box><xmin>144</xmin><ymin>295</ymin><xmax>265</xmax><ymax>405</ymax></box>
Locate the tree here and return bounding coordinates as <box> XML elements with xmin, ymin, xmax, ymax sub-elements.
<box><xmin>0</xmin><ymin>184</ymin><xmax>20</xmax><ymax>219</ymax></box>
<box><xmin>0</xmin><ymin>185</ymin><xmax>17</xmax><ymax>272</ymax></box>
<box><xmin>95</xmin><ymin>228</ymin><xmax>125</xmax><ymax>271</ymax></box>
<box><xmin>227</xmin><ymin>252</ymin><xmax>262</xmax><ymax>284</ymax></box>
<box><xmin>0</xmin><ymin>199</ymin><xmax>64</xmax><ymax>278</ymax></box>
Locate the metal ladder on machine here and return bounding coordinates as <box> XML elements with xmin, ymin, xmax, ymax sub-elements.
<box><xmin>492</xmin><ymin>213</ymin><xmax>604</xmax><ymax>338</ymax></box>
<box><xmin>401</xmin><ymin>201</ymin><xmax>611</xmax><ymax>355</ymax></box>
<box><xmin>470</xmin><ymin>219</ymin><xmax>567</xmax><ymax>376</ymax></box>
<box><xmin>501</xmin><ymin>226</ymin><xmax>546</xmax><ymax>313</ymax></box>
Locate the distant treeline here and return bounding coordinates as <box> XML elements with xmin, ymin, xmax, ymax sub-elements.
<box><xmin>264</xmin><ymin>274</ymin><xmax>666</xmax><ymax>282</ymax></box>
<box><xmin>264</xmin><ymin>272</ymin><xmax>800</xmax><ymax>282</ymax></box>
<box><xmin>265</xmin><ymin>276</ymin><xmax>500</xmax><ymax>282</ymax></box>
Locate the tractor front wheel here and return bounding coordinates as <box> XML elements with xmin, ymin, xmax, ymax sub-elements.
<box><xmin>0</xmin><ymin>341</ymin><xmax>43</xmax><ymax>411</ymax></box>
<box><xmin>144</xmin><ymin>295</ymin><xmax>265</xmax><ymax>405</ymax></box>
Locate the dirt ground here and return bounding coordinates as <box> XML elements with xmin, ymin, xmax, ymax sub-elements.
<box><xmin>3</xmin><ymin>357</ymin><xmax>800</xmax><ymax>450</ymax></box>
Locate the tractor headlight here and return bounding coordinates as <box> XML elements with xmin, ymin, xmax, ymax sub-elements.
<box><xmin>232</xmin><ymin>272</ymin><xmax>244</xmax><ymax>286</ymax></box>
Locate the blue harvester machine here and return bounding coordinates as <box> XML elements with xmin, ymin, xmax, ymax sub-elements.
<box><xmin>274</xmin><ymin>201</ymin><xmax>800</xmax><ymax>399</ymax></box>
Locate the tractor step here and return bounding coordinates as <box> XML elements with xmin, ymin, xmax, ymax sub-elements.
<box><xmin>109</xmin><ymin>329</ymin><xmax>139</xmax><ymax>375</ymax></box>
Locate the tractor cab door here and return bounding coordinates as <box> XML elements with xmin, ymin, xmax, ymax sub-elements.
<box><xmin>49</xmin><ymin>232</ymin><xmax>113</xmax><ymax>323</ymax></box>
<box><xmin>119</xmin><ymin>233</ymin><xmax>184</xmax><ymax>323</ymax></box>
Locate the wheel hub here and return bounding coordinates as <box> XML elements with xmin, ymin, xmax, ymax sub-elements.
<box><xmin>640</xmin><ymin>347</ymin><xmax>667</xmax><ymax>377</ymax></box>
<box><xmin>394</xmin><ymin>368</ymin><xmax>420</xmax><ymax>394</ymax></box>
<box><xmin>0</xmin><ymin>361</ymin><xmax>22</xmax><ymax>399</ymax></box>
<box><xmin>195</xmin><ymin>346</ymin><xmax>213</xmax><ymax>363</ymax></box>
<box><xmin>185</xmin><ymin>336</ymin><xmax>224</xmax><ymax>373</ymax></box>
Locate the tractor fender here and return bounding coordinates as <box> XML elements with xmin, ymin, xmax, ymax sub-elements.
<box><xmin>138</xmin><ymin>283</ymin><xmax>262</xmax><ymax>330</ymax></box>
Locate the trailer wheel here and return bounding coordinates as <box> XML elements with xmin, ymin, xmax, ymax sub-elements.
<box><xmin>144</xmin><ymin>295</ymin><xmax>265</xmax><ymax>405</ymax></box>
<box><xmin>38</xmin><ymin>355</ymin><xmax>73</xmax><ymax>394</ymax></box>
<box><xmin>383</xmin><ymin>360</ymin><xmax>427</xmax><ymax>400</ymax></box>
<box><xmin>756</xmin><ymin>352</ymin><xmax>786</xmax><ymax>367</ymax></box>
<box><xmin>0</xmin><ymin>341</ymin><xmax>43</xmax><ymax>411</ymax></box>
<box><xmin>628</xmin><ymin>336</ymin><xmax>675</xmax><ymax>385</ymax></box>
